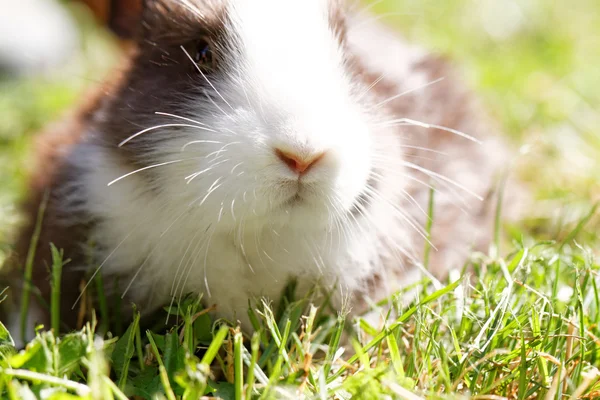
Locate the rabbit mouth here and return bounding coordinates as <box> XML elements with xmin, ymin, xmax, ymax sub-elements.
<box><xmin>278</xmin><ymin>191</ymin><xmax>333</xmax><ymax>215</ymax></box>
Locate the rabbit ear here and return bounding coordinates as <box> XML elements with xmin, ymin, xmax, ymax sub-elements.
<box><xmin>80</xmin><ymin>0</ymin><xmax>143</xmax><ymax>39</ymax></box>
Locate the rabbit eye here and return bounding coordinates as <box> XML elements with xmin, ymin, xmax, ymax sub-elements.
<box><xmin>193</xmin><ymin>37</ymin><xmax>216</xmax><ymax>70</ymax></box>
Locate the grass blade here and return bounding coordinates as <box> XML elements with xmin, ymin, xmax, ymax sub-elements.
<box><xmin>200</xmin><ymin>325</ymin><xmax>229</xmax><ymax>366</ymax></box>
<box><xmin>245</xmin><ymin>332</ymin><xmax>260</xmax><ymax>399</ymax></box>
<box><xmin>147</xmin><ymin>331</ymin><xmax>177</xmax><ymax>400</ymax></box>
<box><xmin>423</xmin><ymin>186</ymin><xmax>435</xmax><ymax>270</ymax></box>
<box><xmin>234</xmin><ymin>330</ymin><xmax>243</xmax><ymax>400</ymax></box>
<box><xmin>115</xmin><ymin>311</ymin><xmax>140</xmax><ymax>390</ymax></box>
<box><xmin>50</xmin><ymin>244</ymin><xmax>66</xmax><ymax>334</ymax></box>
<box><xmin>19</xmin><ymin>190</ymin><xmax>49</xmax><ymax>344</ymax></box>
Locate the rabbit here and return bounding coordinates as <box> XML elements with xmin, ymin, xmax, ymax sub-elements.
<box><xmin>1</xmin><ymin>0</ymin><xmax>513</xmax><ymax>344</ymax></box>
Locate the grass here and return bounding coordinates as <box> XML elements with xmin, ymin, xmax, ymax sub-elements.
<box><xmin>1</xmin><ymin>242</ymin><xmax>600</xmax><ymax>398</ymax></box>
<box><xmin>1</xmin><ymin>1</ymin><xmax>600</xmax><ymax>399</ymax></box>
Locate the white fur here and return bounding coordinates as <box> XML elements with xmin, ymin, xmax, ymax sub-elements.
<box><xmin>71</xmin><ymin>0</ymin><xmax>410</xmax><ymax>327</ymax></box>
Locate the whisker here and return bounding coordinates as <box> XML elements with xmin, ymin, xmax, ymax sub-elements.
<box><xmin>185</xmin><ymin>159</ymin><xmax>230</xmax><ymax>184</ymax></box>
<box><xmin>119</xmin><ymin>123</ymin><xmax>217</xmax><ymax>147</ymax></box>
<box><xmin>177</xmin><ymin>232</ymin><xmax>211</xmax><ymax>304</ymax></box>
<box><xmin>253</xmin><ymin>227</ymin><xmax>277</xmax><ymax>279</ymax></box>
<box><xmin>206</xmin><ymin>177</ymin><xmax>224</xmax><ymax>195</ymax></box>
<box><xmin>171</xmin><ymin>231</ymin><xmax>205</xmax><ymax>306</ymax></box>
<box><xmin>237</xmin><ymin>69</ymin><xmax>253</xmax><ymax>109</ymax></box>
<box><xmin>202</xmin><ymin>232</ymin><xmax>215</xmax><ymax>298</ymax></box>
<box><xmin>402</xmin><ymin>161</ymin><xmax>483</xmax><ymax>200</ymax></box>
<box><xmin>371</xmin><ymin>151</ymin><xmax>439</xmax><ymax>163</ymax></box>
<box><xmin>329</xmin><ymin>192</ymin><xmax>363</xmax><ymax>247</ymax></box>
<box><xmin>204</xmin><ymin>141</ymin><xmax>241</xmax><ymax>159</ymax></box>
<box><xmin>71</xmin><ymin>229</ymin><xmax>136</xmax><ymax>309</ymax></box>
<box><xmin>154</xmin><ymin>111</ymin><xmax>208</xmax><ymax>126</ymax></box>
<box><xmin>184</xmin><ymin>156</ymin><xmax>228</xmax><ymax>178</ymax></box>
<box><xmin>195</xmin><ymin>182</ymin><xmax>224</xmax><ymax>207</ymax></box>
<box><xmin>402</xmin><ymin>153</ymin><xmax>441</xmax><ymax>162</ymax></box>
<box><xmin>369</xmin><ymin>170</ymin><xmax>430</xmax><ymax>219</ymax></box>
<box><xmin>351</xmin><ymin>198</ymin><xmax>422</xmax><ymax>267</ymax></box>
<box><xmin>378</xmin><ymin>117</ymin><xmax>482</xmax><ymax>144</ymax></box>
<box><xmin>362</xmin><ymin>186</ymin><xmax>436</xmax><ymax>249</ymax></box>
<box><xmin>230</xmin><ymin>197</ymin><xmax>237</xmax><ymax>222</ymax></box>
<box><xmin>169</xmin><ymin>229</ymin><xmax>202</xmax><ymax>298</ymax></box>
<box><xmin>108</xmin><ymin>159</ymin><xmax>185</xmax><ymax>186</ymax></box>
<box><xmin>203</xmin><ymin>88</ymin><xmax>231</xmax><ymax>118</ymax></box>
<box><xmin>370</xmin><ymin>156</ymin><xmax>472</xmax><ymax>211</ymax></box>
<box><xmin>372</xmin><ymin>77</ymin><xmax>445</xmax><ymax>109</ymax></box>
<box><xmin>399</xmin><ymin>144</ymin><xmax>449</xmax><ymax>156</ymax></box>
<box><xmin>329</xmin><ymin>203</ymin><xmax>347</xmax><ymax>252</ymax></box>
<box><xmin>230</xmin><ymin>162</ymin><xmax>244</xmax><ymax>174</ymax></box>
<box><xmin>304</xmin><ymin>239</ymin><xmax>323</xmax><ymax>274</ymax></box>
<box><xmin>216</xmin><ymin>185</ymin><xmax>237</xmax><ymax>223</ymax></box>
<box><xmin>181</xmin><ymin>45</ymin><xmax>234</xmax><ymax>111</ymax></box>
<box><xmin>358</xmin><ymin>72</ymin><xmax>387</xmax><ymax>100</ymax></box>
<box><xmin>121</xmin><ymin>245</ymin><xmax>161</xmax><ymax>298</ymax></box>
<box><xmin>181</xmin><ymin>140</ymin><xmax>222</xmax><ymax>151</ymax></box>
<box><xmin>72</xmin><ymin>200</ymin><xmax>175</xmax><ymax>308</ymax></box>
<box><xmin>321</xmin><ymin>193</ymin><xmax>338</xmax><ymax>251</ymax></box>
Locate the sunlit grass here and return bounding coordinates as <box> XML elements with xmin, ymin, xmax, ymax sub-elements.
<box><xmin>1</xmin><ymin>230</ymin><xmax>600</xmax><ymax>398</ymax></box>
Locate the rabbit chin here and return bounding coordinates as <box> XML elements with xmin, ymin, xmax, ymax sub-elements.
<box><xmin>230</xmin><ymin>186</ymin><xmax>359</xmax><ymax>233</ymax></box>
<box><xmin>270</xmin><ymin>196</ymin><xmax>338</xmax><ymax>228</ymax></box>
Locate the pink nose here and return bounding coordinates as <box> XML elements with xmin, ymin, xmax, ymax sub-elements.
<box><xmin>275</xmin><ymin>148</ymin><xmax>324</xmax><ymax>174</ymax></box>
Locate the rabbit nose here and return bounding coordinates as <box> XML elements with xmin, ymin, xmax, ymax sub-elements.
<box><xmin>275</xmin><ymin>148</ymin><xmax>325</xmax><ymax>175</ymax></box>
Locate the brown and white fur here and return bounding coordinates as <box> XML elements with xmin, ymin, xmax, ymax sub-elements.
<box><xmin>1</xmin><ymin>0</ymin><xmax>510</xmax><ymax>343</ymax></box>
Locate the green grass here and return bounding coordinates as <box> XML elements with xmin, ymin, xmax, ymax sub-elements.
<box><xmin>1</xmin><ymin>242</ymin><xmax>600</xmax><ymax>398</ymax></box>
<box><xmin>1</xmin><ymin>1</ymin><xmax>600</xmax><ymax>399</ymax></box>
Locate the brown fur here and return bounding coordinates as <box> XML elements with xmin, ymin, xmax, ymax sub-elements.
<box><xmin>79</xmin><ymin>0</ymin><xmax>142</xmax><ymax>38</ymax></box>
<box><xmin>1</xmin><ymin>73</ymin><xmax>125</xmax><ymax>329</ymax></box>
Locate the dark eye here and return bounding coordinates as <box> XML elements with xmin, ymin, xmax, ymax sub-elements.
<box><xmin>193</xmin><ymin>37</ymin><xmax>216</xmax><ymax>71</ymax></box>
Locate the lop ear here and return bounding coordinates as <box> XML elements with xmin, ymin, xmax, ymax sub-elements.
<box><xmin>79</xmin><ymin>0</ymin><xmax>143</xmax><ymax>39</ymax></box>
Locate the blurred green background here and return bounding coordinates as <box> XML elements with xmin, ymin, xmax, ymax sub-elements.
<box><xmin>1</xmin><ymin>0</ymin><xmax>599</xmax><ymax>264</ymax></box>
